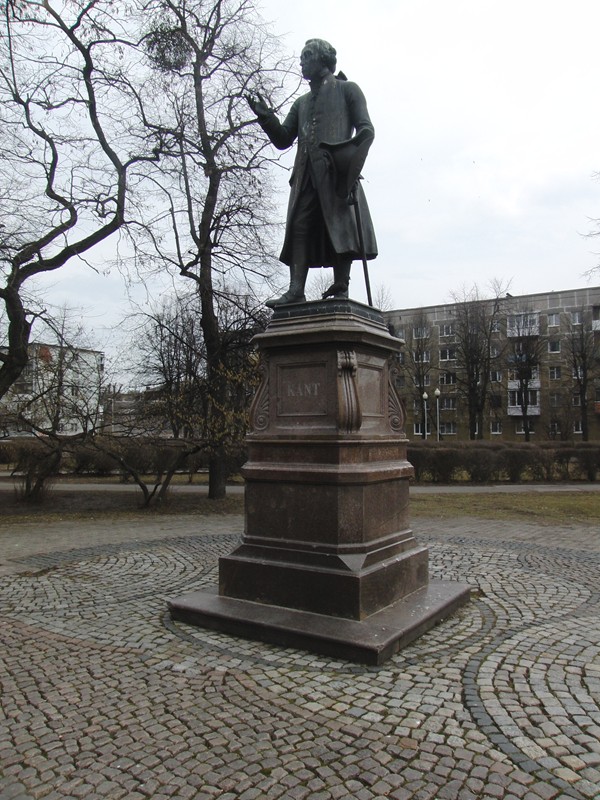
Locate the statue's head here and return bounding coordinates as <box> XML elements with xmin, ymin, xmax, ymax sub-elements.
<box><xmin>301</xmin><ymin>39</ymin><xmax>337</xmax><ymax>80</ymax></box>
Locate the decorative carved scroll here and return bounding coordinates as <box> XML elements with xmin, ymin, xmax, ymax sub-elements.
<box><xmin>248</xmin><ymin>355</ymin><xmax>269</xmax><ymax>432</ymax></box>
<box><xmin>388</xmin><ymin>360</ymin><xmax>406</xmax><ymax>433</ymax></box>
<box><xmin>337</xmin><ymin>350</ymin><xmax>362</xmax><ymax>432</ymax></box>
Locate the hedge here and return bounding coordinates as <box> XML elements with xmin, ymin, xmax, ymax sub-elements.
<box><xmin>3</xmin><ymin>436</ymin><xmax>599</xmax><ymax>485</ymax></box>
<box><xmin>406</xmin><ymin>441</ymin><xmax>600</xmax><ymax>483</ymax></box>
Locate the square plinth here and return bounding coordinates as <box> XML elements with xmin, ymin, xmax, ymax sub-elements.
<box><xmin>168</xmin><ymin>301</ymin><xmax>471</xmax><ymax>664</ymax></box>
<box><xmin>168</xmin><ymin>580</ymin><xmax>472</xmax><ymax>666</ymax></box>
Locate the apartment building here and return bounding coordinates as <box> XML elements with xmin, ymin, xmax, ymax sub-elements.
<box><xmin>0</xmin><ymin>342</ymin><xmax>105</xmax><ymax>437</ymax></box>
<box><xmin>384</xmin><ymin>286</ymin><xmax>600</xmax><ymax>442</ymax></box>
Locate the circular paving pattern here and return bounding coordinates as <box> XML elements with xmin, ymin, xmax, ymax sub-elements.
<box><xmin>1</xmin><ymin>522</ymin><xmax>599</xmax><ymax>799</ymax></box>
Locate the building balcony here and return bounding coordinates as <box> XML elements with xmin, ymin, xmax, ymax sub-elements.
<box><xmin>507</xmin><ymin>325</ymin><xmax>539</xmax><ymax>337</ymax></box>
<box><xmin>507</xmin><ymin>379</ymin><xmax>541</xmax><ymax>390</ymax></box>
<box><xmin>507</xmin><ymin>405</ymin><xmax>541</xmax><ymax>417</ymax></box>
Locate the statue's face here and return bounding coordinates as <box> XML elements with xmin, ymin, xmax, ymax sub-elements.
<box><xmin>300</xmin><ymin>45</ymin><xmax>324</xmax><ymax>81</ymax></box>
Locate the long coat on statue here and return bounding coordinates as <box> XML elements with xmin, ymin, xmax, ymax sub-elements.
<box><xmin>257</xmin><ymin>72</ymin><xmax>378</xmax><ymax>268</ymax></box>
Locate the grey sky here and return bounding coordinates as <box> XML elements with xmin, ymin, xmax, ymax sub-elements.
<box><xmin>261</xmin><ymin>0</ymin><xmax>600</xmax><ymax>306</ymax></box>
<box><xmin>35</xmin><ymin>0</ymin><xmax>600</xmax><ymax>346</ymax></box>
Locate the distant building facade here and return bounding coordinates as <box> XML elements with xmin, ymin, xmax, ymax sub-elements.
<box><xmin>0</xmin><ymin>342</ymin><xmax>105</xmax><ymax>437</ymax></box>
<box><xmin>384</xmin><ymin>286</ymin><xmax>600</xmax><ymax>442</ymax></box>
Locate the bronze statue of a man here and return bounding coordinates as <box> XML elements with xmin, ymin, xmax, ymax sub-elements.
<box><xmin>248</xmin><ymin>38</ymin><xmax>377</xmax><ymax>308</ymax></box>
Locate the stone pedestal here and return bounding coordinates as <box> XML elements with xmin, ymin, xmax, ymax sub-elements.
<box><xmin>169</xmin><ymin>300</ymin><xmax>470</xmax><ymax>665</ymax></box>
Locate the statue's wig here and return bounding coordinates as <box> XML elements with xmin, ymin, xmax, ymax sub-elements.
<box><xmin>304</xmin><ymin>39</ymin><xmax>337</xmax><ymax>73</ymax></box>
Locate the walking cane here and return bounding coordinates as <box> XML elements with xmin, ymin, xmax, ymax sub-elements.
<box><xmin>349</xmin><ymin>181</ymin><xmax>374</xmax><ymax>307</ymax></box>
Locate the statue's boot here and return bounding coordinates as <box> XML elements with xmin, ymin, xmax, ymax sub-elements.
<box><xmin>266</xmin><ymin>265</ymin><xmax>309</xmax><ymax>308</ymax></box>
<box><xmin>322</xmin><ymin>260</ymin><xmax>351</xmax><ymax>299</ymax></box>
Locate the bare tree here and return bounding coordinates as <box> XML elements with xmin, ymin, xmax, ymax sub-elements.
<box><xmin>451</xmin><ymin>283</ymin><xmax>508</xmax><ymax>440</ymax></box>
<box><xmin>562</xmin><ymin>306</ymin><xmax>600</xmax><ymax>441</ymax></box>
<box><xmin>127</xmin><ymin>0</ymin><xmax>291</xmax><ymax>497</ymax></box>
<box><xmin>373</xmin><ymin>284</ymin><xmax>394</xmax><ymax>312</ymax></box>
<box><xmin>505</xmin><ymin>311</ymin><xmax>546</xmax><ymax>442</ymax></box>
<box><xmin>134</xmin><ymin>296</ymin><xmax>207</xmax><ymax>439</ymax></box>
<box><xmin>133</xmin><ymin>288</ymin><xmax>266</xmax><ymax>434</ymax></box>
<box><xmin>398</xmin><ymin>311</ymin><xmax>434</xmax><ymax>438</ymax></box>
<box><xmin>0</xmin><ymin>1</ymin><xmax>159</xmax><ymax>400</ymax></box>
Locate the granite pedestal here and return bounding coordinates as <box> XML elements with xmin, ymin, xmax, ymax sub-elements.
<box><xmin>169</xmin><ymin>300</ymin><xmax>470</xmax><ymax>664</ymax></box>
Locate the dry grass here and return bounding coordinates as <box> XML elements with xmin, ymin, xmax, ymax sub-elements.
<box><xmin>1</xmin><ymin>478</ymin><xmax>599</xmax><ymax>527</ymax></box>
<box><xmin>410</xmin><ymin>491</ymin><xmax>600</xmax><ymax>526</ymax></box>
<box><xmin>0</xmin><ymin>484</ymin><xmax>244</xmax><ymax>526</ymax></box>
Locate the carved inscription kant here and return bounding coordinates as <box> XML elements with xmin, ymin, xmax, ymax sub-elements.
<box><xmin>285</xmin><ymin>381</ymin><xmax>320</xmax><ymax>398</ymax></box>
<box><xmin>277</xmin><ymin>363</ymin><xmax>328</xmax><ymax>417</ymax></box>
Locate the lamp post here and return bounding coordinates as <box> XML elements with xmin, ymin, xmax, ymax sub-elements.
<box><xmin>422</xmin><ymin>391</ymin><xmax>428</xmax><ymax>440</ymax></box>
<box><xmin>434</xmin><ymin>388</ymin><xmax>441</xmax><ymax>441</ymax></box>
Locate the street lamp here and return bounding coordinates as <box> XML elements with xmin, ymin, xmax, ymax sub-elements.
<box><xmin>422</xmin><ymin>391</ymin><xmax>428</xmax><ymax>440</ymax></box>
<box><xmin>434</xmin><ymin>388</ymin><xmax>441</xmax><ymax>441</ymax></box>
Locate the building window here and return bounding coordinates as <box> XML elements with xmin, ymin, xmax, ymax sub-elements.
<box><xmin>547</xmin><ymin>313</ymin><xmax>560</xmax><ymax>327</ymax></box>
<box><xmin>573</xmin><ymin>366</ymin><xmax>584</xmax><ymax>380</ymax></box>
<box><xmin>490</xmin><ymin>420</ymin><xmax>502</xmax><ymax>435</ymax></box>
<box><xmin>491</xmin><ymin>320</ymin><xmax>501</xmax><ymax>333</ymax></box>
<box><xmin>414</xmin><ymin>422</ymin><xmax>431</xmax><ymax>436</ymax></box>
<box><xmin>414</xmin><ymin>375</ymin><xmax>431</xmax><ymax>387</ymax></box>
<box><xmin>490</xmin><ymin>370</ymin><xmax>502</xmax><ymax>382</ymax></box>
<box><xmin>395</xmin><ymin>375</ymin><xmax>406</xmax><ymax>388</ymax></box>
<box><xmin>549</xmin><ymin>366</ymin><xmax>561</xmax><ymax>380</ymax></box>
<box><xmin>570</xmin><ymin>310</ymin><xmax>583</xmax><ymax>325</ymax></box>
<box><xmin>440</xmin><ymin>372</ymin><xmax>457</xmax><ymax>385</ymax></box>
<box><xmin>572</xmin><ymin>394</ymin><xmax>581</xmax><ymax>407</ymax></box>
<box><xmin>439</xmin><ymin>348</ymin><xmax>456</xmax><ymax>361</ymax></box>
<box><xmin>573</xmin><ymin>419</ymin><xmax>583</xmax><ymax>434</ymax></box>
<box><xmin>509</xmin><ymin>389</ymin><xmax>539</xmax><ymax>408</ymax></box>
<box><xmin>549</xmin><ymin>420</ymin><xmax>561</xmax><ymax>436</ymax></box>
<box><xmin>439</xmin><ymin>421</ymin><xmax>457</xmax><ymax>435</ymax></box>
<box><xmin>549</xmin><ymin>393</ymin><xmax>561</xmax><ymax>407</ymax></box>
<box><xmin>490</xmin><ymin>345</ymin><xmax>500</xmax><ymax>358</ymax></box>
<box><xmin>507</xmin><ymin>313</ymin><xmax>539</xmax><ymax>336</ymax></box>
<box><xmin>413</xmin><ymin>350</ymin><xmax>430</xmax><ymax>363</ymax></box>
<box><xmin>439</xmin><ymin>323</ymin><xmax>455</xmax><ymax>337</ymax></box>
<box><xmin>508</xmin><ymin>366</ymin><xmax>539</xmax><ymax>382</ymax></box>
<box><xmin>413</xmin><ymin>326</ymin><xmax>430</xmax><ymax>339</ymax></box>
<box><xmin>441</xmin><ymin>396</ymin><xmax>457</xmax><ymax>410</ymax></box>
<box><xmin>516</xmin><ymin>420</ymin><xmax>535</xmax><ymax>435</ymax></box>
<box><xmin>548</xmin><ymin>340</ymin><xmax>560</xmax><ymax>354</ymax></box>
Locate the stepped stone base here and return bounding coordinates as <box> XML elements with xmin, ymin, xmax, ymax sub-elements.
<box><xmin>169</xmin><ymin>580</ymin><xmax>470</xmax><ymax>666</ymax></box>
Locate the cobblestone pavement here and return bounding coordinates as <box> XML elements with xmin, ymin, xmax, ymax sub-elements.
<box><xmin>1</xmin><ymin>510</ymin><xmax>600</xmax><ymax>800</ymax></box>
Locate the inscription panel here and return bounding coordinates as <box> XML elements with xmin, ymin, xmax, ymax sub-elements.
<box><xmin>277</xmin><ymin>362</ymin><xmax>328</xmax><ymax>417</ymax></box>
<box><xmin>357</xmin><ymin>363</ymin><xmax>384</xmax><ymax>416</ymax></box>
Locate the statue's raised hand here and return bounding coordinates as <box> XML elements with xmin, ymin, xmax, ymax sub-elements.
<box><xmin>246</xmin><ymin>92</ymin><xmax>270</xmax><ymax>118</ymax></box>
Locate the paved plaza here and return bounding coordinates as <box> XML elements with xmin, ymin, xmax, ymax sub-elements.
<box><xmin>1</xmin><ymin>503</ymin><xmax>599</xmax><ymax>799</ymax></box>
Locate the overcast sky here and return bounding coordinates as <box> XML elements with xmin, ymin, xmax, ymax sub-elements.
<box><xmin>36</xmin><ymin>0</ymin><xmax>600</xmax><ymax>345</ymax></box>
<box><xmin>259</xmin><ymin>0</ymin><xmax>600</xmax><ymax>308</ymax></box>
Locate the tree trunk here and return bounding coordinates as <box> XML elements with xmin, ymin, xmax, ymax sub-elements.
<box><xmin>208</xmin><ymin>450</ymin><xmax>227</xmax><ymax>499</ymax></box>
<box><xmin>582</xmin><ymin>399</ymin><xmax>589</xmax><ymax>441</ymax></box>
<box><xmin>0</xmin><ymin>287</ymin><xmax>32</xmax><ymax>401</ymax></box>
<box><xmin>20</xmin><ymin>447</ymin><xmax>62</xmax><ymax>502</ymax></box>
